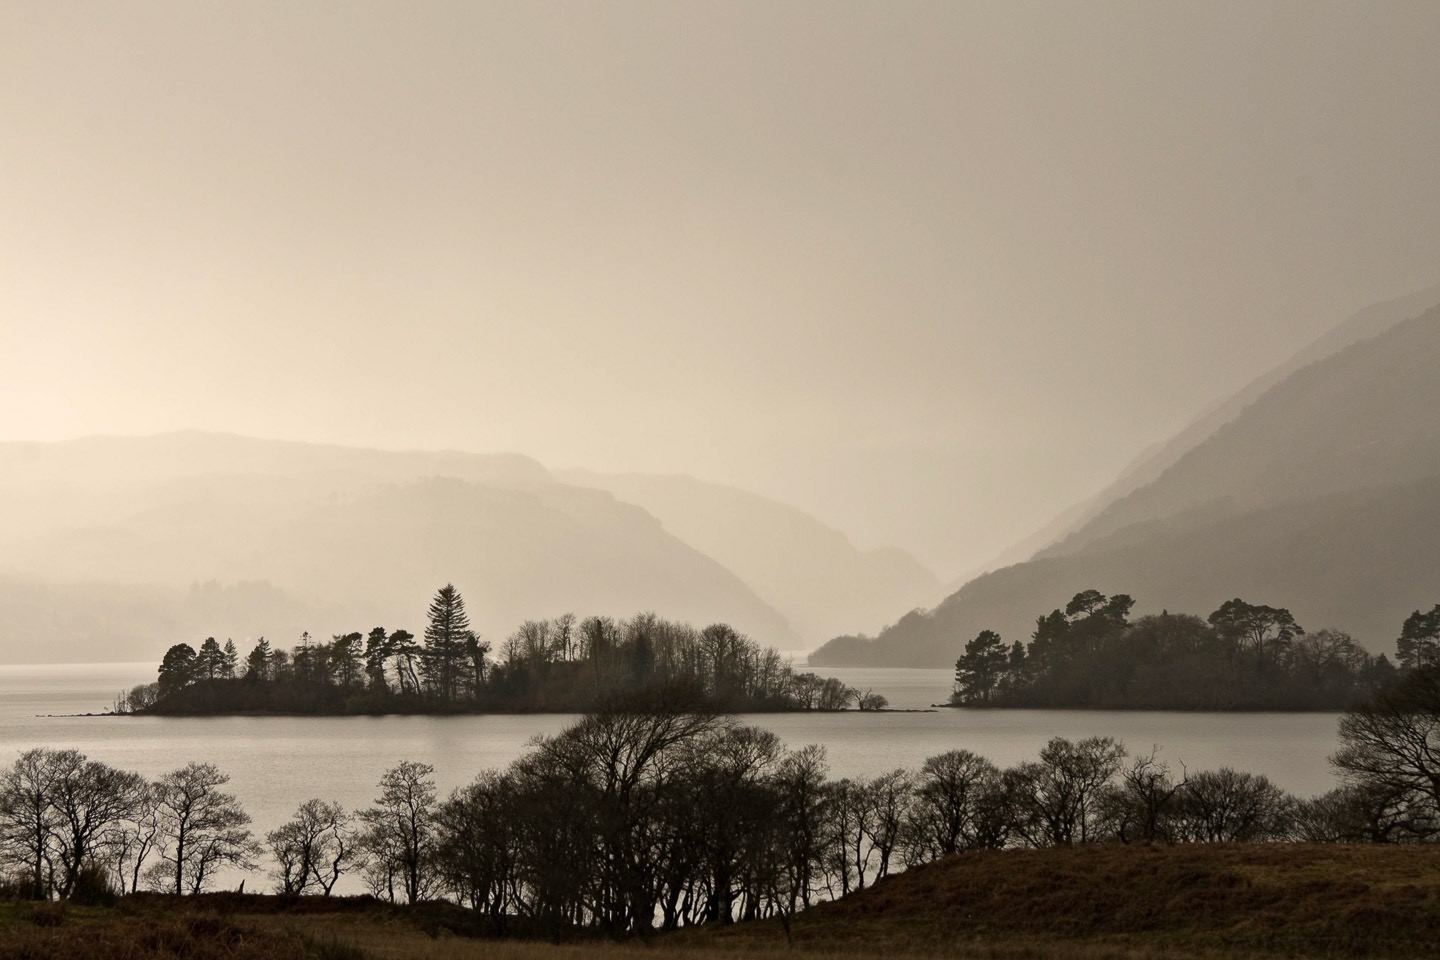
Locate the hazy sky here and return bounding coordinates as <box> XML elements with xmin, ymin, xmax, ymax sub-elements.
<box><xmin>4</xmin><ymin>1</ymin><xmax>1439</xmax><ymax>578</ymax></box>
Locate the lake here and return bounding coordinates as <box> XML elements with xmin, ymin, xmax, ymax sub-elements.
<box><xmin>0</xmin><ymin>661</ymin><xmax>1347</xmax><ymax>890</ymax></box>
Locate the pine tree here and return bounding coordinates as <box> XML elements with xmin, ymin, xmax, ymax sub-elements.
<box><xmin>246</xmin><ymin>638</ymin><xmax>271</xmax><ymax>681</ymax></box>
<box><xmin>422</xmin><ymin>585</ymin><xmax>471</xmax><ymax>703</ymax></box>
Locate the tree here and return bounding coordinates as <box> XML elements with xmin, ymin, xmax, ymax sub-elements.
<box><xmin>329</xmin><ymin>632</ymin><xmax>364</xmax><ymax>689</ymax></box>
<box><xmin>364</xmin><ymin>627</ymin><xmax>392</xmax><ymax>693</ymax></box>
<box><xmin>1010</xmin><ymin>736</ymin><xmax>1125</xmax><ymax>846</ymax></box>
<box><xmin>954</xmin><ymin>630</ymin><xmax>1008</xmax><ymax>704</ymax></box>
<box><xmin>422</xmin><ymin>585</ymin><xmax>471</xmax><ymax>703</ymax></box>
<box><xmin>157</xmin><ymin>643</ymin><xmax>197</xmax><ymax>696</ymax></box>
<box><xmin>1173</xmin><ymin>768</ymin><xmax>1294</xmax><ymax>842</ymax></box>
<box><xmin>0</xmin><ymin>748</ymin><xmax>62</xmax><ymax>898</ymax></box>
<box><xmin>390</xmin><ymin>629</ymin><xmax>420</xmax><ymax>696</ymax></box>
<box><xmin>267</xmin><ymin>799</ymin><xmax>358</xmax><ymax>895</ymax></box>
<box><xmin>1332</xmin><ymin>667</ymin><xmax>1440</xmax><ymax>835</ymax></box>
<box><xmin>45</xmin><ymin>750</ymin><xmax>146</xmax><ymax>898</ymax></box>
<box><xmin>903</xmin><ymin>749</ymin><xmax>1001</xmax><ymax>862</ymax></box>
<box><xmin>433</xmin><ymin>772</ymin><xmax>519</xmax><ymax>928</ymax></box>
<box><xmin>1397</xmin><ymin>604</ymin><xmax>1440</xmax><ymax>671</ymax></box>
<box><xmin>147</xmin><ymin>762</ymin><xmax>258</xmax><ymax>894</ymax></box>
<box><xmin>854</xmin><ymin>689</ymin><xmax>888</xmax><ymax>711</ymax></box>
<box><xmin>1102</xmin><ymin>750</ymin><xmax>1185</xmax><ymax>845</ymax></box>
<box><xmin>107</xmin><ymin>781</ymin><xmax>163</xmax><ymax>895</ymax></box>
<box><xmin>220</xmin><ymin>640</ymin><xmax>239</xmax><ymax>679</ymax></box>
<box><xmin>1207</xmin><ymin>598</ymin><xmax>1303</xmax><ymax>658</ymax></box>
<box><xmin>195</xmin><ymin>638</ymin><xmax>225</xmax><ymax>681</ymax></box>
<box><xmin>773</xmin><ymin>744</ymin><xmax>829</xmax><ymax>911</ymax></box>
<box><xmin>245</xmin><ymin>638</ymin><xmax>272</xmax><ymax>681</ymax></box>
<box><xmin>463</xmin><ymin>631</ymin><xmax>491</xmax><ymax>700</ymax></box>
<box><xmin>360</xmin><ymin>761</ymin><xmax>437</xmax><ymax>904</ymax></box>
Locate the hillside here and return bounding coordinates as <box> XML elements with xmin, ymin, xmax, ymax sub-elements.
<box><xmin>31</xmin><ymin>844</ymin><xmax>1439</xmax><ymax>960</ymax></box>
<box><xmin>989</xmin><ymin>282</ymin><xmax>1440</xmax><ymax>570</ymax></box>
<box><xmin>694</xmin><ymin>843</ymin><xmax>1440</xmax><ymax>959</ymax></box>
<box><xmin>0</xmin><ymin>435</ymin><xmax>798</xmax><ymax>663</ymax></box>
<box><xmin>813</xmin><ymin>300</ymin><xmax>1440</xmax><ymax>667</ymax></box>
<box><xmin>558</xmin><ymin>470</ymin><xmax>938</xmax><ymax>646</ymax></box>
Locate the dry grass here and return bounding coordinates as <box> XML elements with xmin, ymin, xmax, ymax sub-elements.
<box><xmin>8</xmin><ymin>845</ymin><xmax>1440</xmax><ymax>960</ymax></box>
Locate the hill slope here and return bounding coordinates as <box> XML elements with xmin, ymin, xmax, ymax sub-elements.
<box><xmin>989</xmin><ymin>282</ymin><xmax>1440</xmax><ymax>570</ymax></box>
<box><xmin>558</xmin><ymin>470</ymin><xmax>938</xmax><ymax>647</ymax></box>
<box><xmin>812</xmin><ymin>301</ymin><xmax>1440</xmax><ymax>666</ymax></box>
<box><xmin>694</xmin><ymin>843</ymin><xmax>1440</xmax><ymax>959</ymax></box>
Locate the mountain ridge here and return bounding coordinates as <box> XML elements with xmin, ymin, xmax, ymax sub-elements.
<box><xmin>812</xmin><ymin>289</ymin><xmax>1440</xmax><ymax>667</ymax></box>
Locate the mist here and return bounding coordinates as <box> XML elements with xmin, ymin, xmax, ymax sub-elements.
<box><xmin>5</xmin><ymin>1</ymin><xmax>1440</xmax><ymax>580</ymax></box>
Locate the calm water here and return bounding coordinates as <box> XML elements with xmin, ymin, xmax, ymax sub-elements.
<box><xmin>0</xmin><ymin>662</ymin><xmax>1346</xmax><ymax>890</ymax></box>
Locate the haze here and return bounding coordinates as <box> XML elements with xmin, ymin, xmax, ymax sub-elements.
<box><xmin>4</xmin><ymin>1</ymin><xmax>1440</xmax><ymax>578</ymax></box>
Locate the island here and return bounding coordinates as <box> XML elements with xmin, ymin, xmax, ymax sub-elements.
<box><xmin>946</xmin><ymin>589</ymin><xmax>1426</xmax><ymax>711</ymax></box>
<box><xmin>120</xmin><ymin>585</ymin><xmax>872</xmax><ymax>715</ymax></box>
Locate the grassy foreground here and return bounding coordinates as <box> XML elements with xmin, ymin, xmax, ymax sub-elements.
<box><xmin>4</xmin><ymin>844</ymin><xmax>1440</xmax><ymax>960</ymax></box>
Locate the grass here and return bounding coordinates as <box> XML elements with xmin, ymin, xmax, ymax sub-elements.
<box><xmin>5</xmin><ymin>845</ymin><xmax>1440</xmax><ymax>959</ymax></box>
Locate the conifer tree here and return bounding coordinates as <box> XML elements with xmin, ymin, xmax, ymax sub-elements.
<box><xmin>423</xmin><ymin>585</ymin><xmax>471</xmax><ymax>703</ymax></box>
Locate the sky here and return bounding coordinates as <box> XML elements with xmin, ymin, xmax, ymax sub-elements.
<box><xmin>3</xmin><ymin>0</ymin><xmax>1440</xmax><ymax>579</ymax></box>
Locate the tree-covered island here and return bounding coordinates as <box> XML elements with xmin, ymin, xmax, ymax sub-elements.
<box><xmin>121</xmin><ymin>585</ymin><xmax>874</xmax><ymax>715</ymax></box>
<box><xmin>950</xmin><ymin>589</ymin><xmax>1437</xmax><ymax>710</ymax></box>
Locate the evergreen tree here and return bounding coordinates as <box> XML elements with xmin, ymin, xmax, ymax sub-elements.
<box><xmin>364</xmin><ymin>627</ymin><xmax>392</xmax><ymax>693</ymax></box>
<box><xmin>330</xmin><ymin>632</ymin><xmax>364</xmax><ymax>688</ymax></box>
<box><xmin>195</xmin><ymin>637</ymin><xmax>225</xmax><ymax>681</ymax></box>
<box><xmin>157</xmin><ymin>643</ymin><xmax>197</xmax><ymax>695</ymax></box>
<box><xmin>1207</xmin><ymin>598</ymin><xmax>1303</xmax><ymax>659</ymax></box>
<box><xmin>1397</xmin><ymin>604</ymin><xmax>1440</xmax><ymax>671</ymax></box>
<box><xmin>422</xmin><ymin>585</ymin><xmax>471</xmax><ymax>703</ymax></box>
<box><xmin>245</xmin><ymin>638</ymin><xmax>271</xmax><ymax>681</ymax></box>
<box><xmin>221</xmin><ymin>640</ymin><xmax>239</xmax><ymax>679</ymax></box>
<box><xmin>954</xmin><ymin>630</ymin><xmax>1008</xmax><ymax>704</ymax></box>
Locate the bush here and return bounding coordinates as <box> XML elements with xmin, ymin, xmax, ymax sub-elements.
<box><xmin>70</xmin><ymin>863</ymin><xmax>118</xmax><ymax>906</ymax></box>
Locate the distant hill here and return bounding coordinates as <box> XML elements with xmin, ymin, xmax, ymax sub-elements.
<box><xmin>987</xmin><ymin>282</ymin><xmax>1440</xmax><ymax>571</ymax></box>
<box><xmin>558</xmin><ymin>470</ymin><xmax>938</xmax><ymax>647</ymax></box>
<box><xmin>812</xmin><ymin>293</ymin><xmax>1440</xmax><ymax>667</ymax></box>
<box><xmin>0</xmin><ymin>434</ymin><xmax>799</xmax><ymax>663</ymax></box>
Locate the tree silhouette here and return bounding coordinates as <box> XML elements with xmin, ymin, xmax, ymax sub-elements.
<box><xmin>1397</xmin><ymin>604</ymin><xmax>1440</xmax><ymax>671</ymax></box>
<box><xmin>157</xmin><ymin>643</ymin><xmax>197</xmax><ymax>695</ymax></box>
<box><xmin>1207</xmin><ymin>598</ymin><xmax>1303</xmax><ymax>656</ymax></box>
<box><xmin>955</xmin><ymin>630</ymin><xmax>1008</xmax><ymax>703</ymax></box>
<box><xmin>423</xmin><ymin>585</ymin><xmax>471</xmax><ymax>703</ymax></box>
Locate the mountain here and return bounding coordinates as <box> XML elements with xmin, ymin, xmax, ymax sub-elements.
<box><xmin>811</xmin><ymin>293</ymin><xmax>1440</xmax><ymax>667</ymax></box>
<box><xmin>0</xmin><ymin>434</ymin><xmax>798</xmax><ymax>663</ymax></box>
<box><xmin>557</xmin><ymin>470</ymin><xmax>938</xmax><ymax>647</ymax></box>
<box><xmin>985</xmin><ymin>282</ymin><xmax>1440</xmax><ymax>571</ymax></box>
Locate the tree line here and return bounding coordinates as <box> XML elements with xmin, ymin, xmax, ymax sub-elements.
<box><xmin>8</xmin><ymin>689</ymin><xmax>1426</xmax><ymax>933</ymax></box>
<box><xmin>952</xmin><ymin>590</ymin><xmax>1407</xmax><ymax>710</ymax></box>
<box><xmin>122</xmin><ymin>585</ymin><xmax>874</xmax><ymax>716</ymax></box>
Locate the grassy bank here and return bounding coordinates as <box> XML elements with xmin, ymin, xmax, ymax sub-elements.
<box><xmin>4</xmin><ymin>844</ymin><xmax>1440</xmax><ymax>960</ymax></box>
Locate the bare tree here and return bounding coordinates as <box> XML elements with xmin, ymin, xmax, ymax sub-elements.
<box><xmin>360</xmin><ymin>761</ymin><xmax>437</xmax><ymax>904</ymax></box>
<box><xmin>1333</xmin><ymin>668</ymin><xmax>1440</xmax><ymax>830</ymax></box>
<box><xmin>902</xmin><ymin>749</ymin><xmax>1001</xmax><ymax>863</ymax></box>
<box><xmin>107</xmin><ymin>781</ymin><xmax>163</xmax><ymax>895</ymax></box>
<box><xmin>1010</xmin><ymin>736</ymin><xmax>1125</xmax><ymax>846</ymax></box>
<box><xmin>146</xmin><ymin>762</ymin><xmax>259</xmax><ymax>894</ymax></box>
<box><xmin>45</xmin><ymin>750</ymin><xmax>146</xmax><ymax>897</ymax></box>
<box><xmin>1173</xmin><ymin>768</ymin><xmax>1295</xmax><ymax>843</ymax></box>
<box><xmin>268</xmin><ymin>799</ymin><xmax>358</xmax><ymax>895</ymax></box>
<box><xmin>433</xmin><ymin>772</ymin><xmax>519</xmax><ymax>929</ymax></box>
<box><xmin>0</xmin><ymin>748</ymin><xmax>62</xmax><ymax>898</ymax></box>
